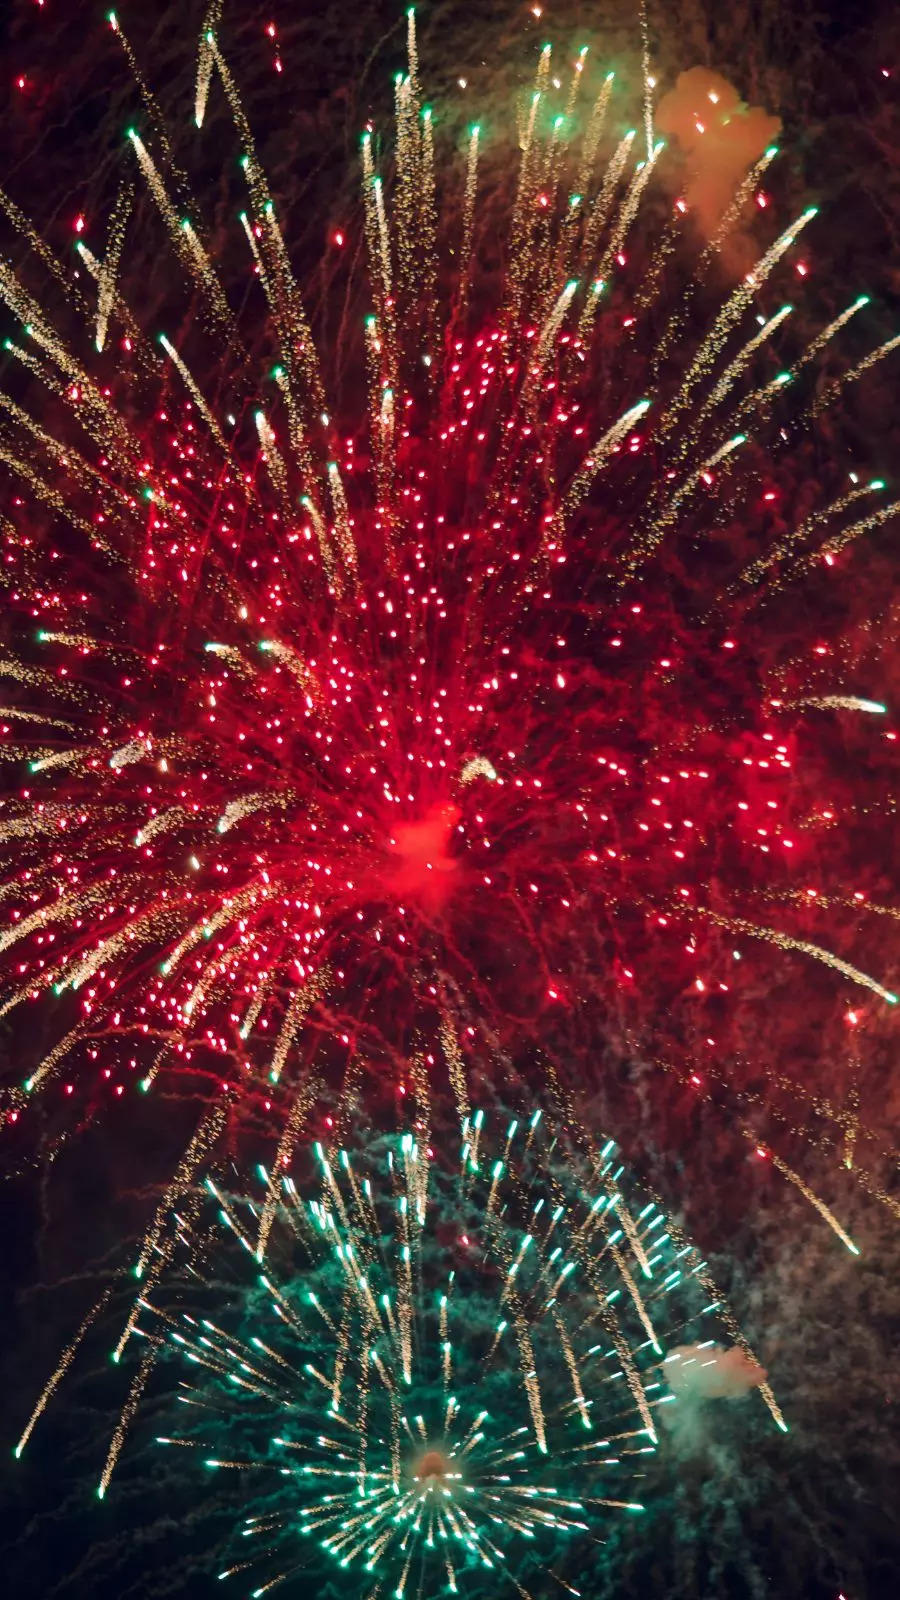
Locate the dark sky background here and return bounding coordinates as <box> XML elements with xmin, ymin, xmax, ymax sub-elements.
<box><xmin>1</xmin><ymin>1</ymin><xmax>899</xmax><ymax>1597</ymax></box>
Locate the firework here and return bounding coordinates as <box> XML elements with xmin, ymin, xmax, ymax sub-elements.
<box><xmin>141</xmin><ymin>1107</ymin><xmax>773</xmax><ymax>1599</ymax></box>
<box><xmin>2</xmin><ymin>7</ymin><xmax>898</xmax><ymax>1446</ymax></box>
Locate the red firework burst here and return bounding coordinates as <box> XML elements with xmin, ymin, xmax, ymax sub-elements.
<box><xmin>1</xmin><ymin>12</ymin><xmax>898</xmax><ymax>1277</ymax></box>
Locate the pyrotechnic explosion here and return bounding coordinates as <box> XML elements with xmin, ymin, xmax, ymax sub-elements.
<box><xmin>141</xmin><ymin>1109</ymin><xmax>773</xmax><ymax>1600</ymax></box>
<box><xmin>2</xmin><ymin>3</ymin><xmax>898</xmax><ymax>1480</ymax></box>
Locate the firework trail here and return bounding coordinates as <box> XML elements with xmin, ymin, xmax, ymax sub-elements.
<box><xmin>1</xmin><ymin>7</ymin><xmax>897</xmax><ymax>1462</ymax></box>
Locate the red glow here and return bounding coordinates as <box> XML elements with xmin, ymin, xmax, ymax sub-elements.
<box><xmin>385</xmin><ymin>804</ymin><xmax>461</xmax><ymax>910</ymax></box>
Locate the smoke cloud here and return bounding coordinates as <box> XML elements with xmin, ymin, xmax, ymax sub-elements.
<box><xmin>664</xmin><ymin>1342</ymin><xmax>768</xmax><ymax>1400</ymax></box>
<box><xmin>656</xmin><ymin>67</ymin><xmax>781</xmax><ymax>252</ymax></box>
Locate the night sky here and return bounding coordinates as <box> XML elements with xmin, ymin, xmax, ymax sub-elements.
<box><xmin>1</xmin><ymin>2</ymin><xmax>899</xmax><ymax>1598</ymax></box>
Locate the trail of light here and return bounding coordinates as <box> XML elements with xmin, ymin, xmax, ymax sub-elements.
<box><xmin>707</xmin><ymin>914</ymin><xmax>898</xmax><ymax>1006</ymax></box>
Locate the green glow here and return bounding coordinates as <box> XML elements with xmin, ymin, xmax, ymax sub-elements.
<box><xmin>135</xmin><ymin>1090</ymin><xmax>771</xmax><ymax>1580</ymax></box>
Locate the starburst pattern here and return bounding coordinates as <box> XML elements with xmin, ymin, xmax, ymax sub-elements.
<box><xmin>143</xmin><ymin>1108</ymin><xmax>773</xmax><ymax>1600</ymax></box>
<box><xmin>2</xmin><ymin>11</ymin><xmax>898</xmax><ymax>1436</ymax></box>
